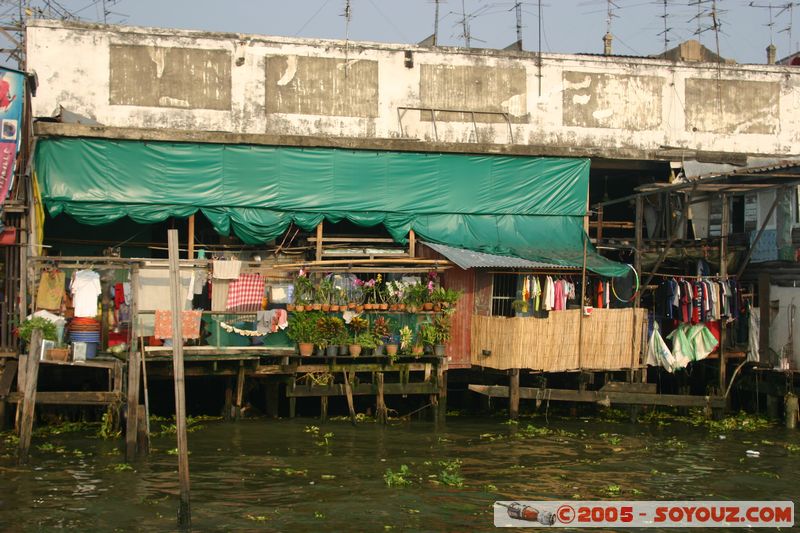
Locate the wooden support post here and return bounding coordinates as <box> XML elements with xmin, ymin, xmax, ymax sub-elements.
<box><xmin>408</xmin><ymin>229</ymin><xmax>416</xmax><ymax>258</ymax></box>
<box><xmin>578</xmin><ymin>231</ymin><xmax>588</xmax><ymax>369</ymax></box>
<box><xmin>125</xmin><ymin>269</ymin><xmax>141</xmax><ymax>462</ymax></box>
<box><xmin>223</xmin><ymin>378</ymin><xmax>233</xmax><ymax>421</ymax></box>
<box><xmin>436</xmin><ymin>361</ymin><xmax>447</xmax><ymax>423</ymax></box>
<box><xmin>315</xmin><ymin>222</ymin><xmax>323</xmax><ymax>262</ymax></box>
<box><xmin>320</xmin><ymin>395</ymin><xmax>328</xmax><ymax>422</ymax></box>
<box><xmin>234</xmin><ymin>364</ymin><xmax>245</xmax><ymax>421</ymax></box>
<box><xmin>265</xmin><ymin>382</ymin><xmax>279</xmax><ymax>419</ymax></box>
<box><xmin>136</xmin><ymin>406</ymin><xmax>149</xmax><ymax>455</ymax></box>
<box><xmin>342</xmin><ymin>370</ymin><xmax>357</xmax><ymax>426</ymax></box>
<box><xmin>17</xmin><ymin>330</ymin><xmax>42</xmax><ymax>464</ymax></box>
<box><xmin>509</xmin><ymin>368</ymin><xmax>520</xmax><ymax>420</ymax></box>
<box><xmin>375</xmin><ymin>372</ymin><xmax>387</xmax><ymax>425</ymax></box>
<box><xmin>167</xmin><ymin>229</ymin><xmax>191</xmax><ymax>529</ymax></box>
<box><xmin>634</xmin><ymin>195</ymin><xmax>643</xmax><ymax>307</ymax></box>
<box><xmin>759</xmin><ymin>272</ymin><xmax>771</xmax><ymax>365</ymax></box>
<box><xmin>187</xmin><ymin>214</ymin><xmax>195</xmax><ymax>260</ymax></box>
<box><xmin>289</xmin><ymin>396</ymin><xmax>296</xmax><ymax>418</ymax></box>
<box><xmin>596</xmin><ymin>206</ymin><xmax>604</xmax><ymax>242</ymax></box>
<box><xmin>719</xmin><ymin>193</ymin><xmax>729</xmax><ymax>395</ymax></box>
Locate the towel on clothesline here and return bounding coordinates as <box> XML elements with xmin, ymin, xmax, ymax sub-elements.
<box><xmin>226</xmin><ymin>273</ymin><xmax>265</xmax><ymax>312</ymax></box>
<box><xmin>255</xmin><ymin>309</ymin><xmax>289</xmax><ymax>335</ymax></box>
<box><xmin>213</xmin><ymin>259</ymin><xmax>242</xmax><ymax>280</ymax></box>
<box><xmin>154</xmin><ymin>310</ymin><xmax>202</xmax><ymax>340</ymax></box>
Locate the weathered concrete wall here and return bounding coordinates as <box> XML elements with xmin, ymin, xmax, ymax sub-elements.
<box><xmin>26</xmin><ymin>19</ymin><xmax>800</xmax><ymax>159</ymax></box>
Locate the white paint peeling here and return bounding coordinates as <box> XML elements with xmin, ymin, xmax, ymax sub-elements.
<box><xmin>572</xmin><ymin>94</ymin><xmax>591</xmax><ymax>105</ymax></box>
<box><xmin>276</xmin><ymin>55</ymin><xmax>296</xmax><ymax>86</ymax></box>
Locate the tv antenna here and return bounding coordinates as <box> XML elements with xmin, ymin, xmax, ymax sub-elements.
<box><xmin>658</xmin><ymin>0</ymin><xmax>673</xmax><ymax>52</ymax></box>
<box><xmin>748</xmin><ymin>2</ymin><xmax>796</xmax><ymax>51</ymax></box>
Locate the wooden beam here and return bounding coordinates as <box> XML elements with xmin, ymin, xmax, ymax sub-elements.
<box><xmin>287</xmin><ymin>381</ymin><xmax>439</xmax><ymax>397</ymax></box>
<box><xmin>468</xmin><ymin>384</ymin><xmax>726</xmax><ymax>408</ymax></box>
<box><xmin>719</xmin><ymin>193</ymin><xmax>729</xmax><ymax>395</ymax></box>
<box><xmin>408</xmin><ymin>230</ymin><xmax>416</xmax><ymax>258</ymax></box>
<box><xmin>8</xmin><ymin>391</ymin><xmax>123</xmax><ymax>405</ymax></box>
<box><xmin>759</xmin><ymin>272</ymin><xmax>771</xmax><ymax>365</ymax></box>
<box><xmin>375</xmin><ymin>373</ymin><xmax>387</xmax><ymax>424</ymax></box>
<box><xmin>315</xmin><ymin>222</ymin><xmax>323</xmax><ymax>262</ymax></box>
<box><xmin>634</xmin><ymin>195</ymin><xmax>643</xmax><ymax>307</ymax></box>
<box><xmin>17</xmin><ymin>331</ymin><xmax>42</xmax><ymax>464</ymax></box>
<box><xmin>234</xmin><ymin>365</ymin><xmax>245</xmax><ymax>420</ymax></box>
<box><xmin>187</xmin><ymin>215</ymin><xmax>195</xmax><ymax>259</ymax></box>
<box><xmin>167</xmin><ymin>229</ymin><xmax>191</xmax><ymax>529</ymax></box>
<box><xmin>125</xmin><ymin>268</ymin><xmax>141</xmax><ymax>462</ymax></box>
<box><xmin>342</xmin><ymin>370</ymin><xmax>357</xmax><ymax>425</ymax></box>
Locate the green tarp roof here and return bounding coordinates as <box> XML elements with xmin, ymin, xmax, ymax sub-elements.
<box><xmin>34</xmin><ymin>137</ymin><xmax>628</xmax><ymax>277</ymax></box>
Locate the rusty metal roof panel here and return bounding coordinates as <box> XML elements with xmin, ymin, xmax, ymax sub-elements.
<box><xmin>422</xmin><ymin>242</ymin><xmax>561</xmax><ymax>270</ymax></box>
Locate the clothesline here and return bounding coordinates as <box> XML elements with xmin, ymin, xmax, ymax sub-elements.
<box><xmin>644</xmin><ymin>271</ymin><xmax>736</xmax><ymax>280</ymax></box>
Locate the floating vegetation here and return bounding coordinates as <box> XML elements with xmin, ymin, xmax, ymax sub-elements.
<box><xmin>484</xmin><ymin>483</ymin><xmax>498</xmax><ymax>492</ymax></box>
<box><xmin>602</xmin><ymin>484</ymin><xmax>621</xmax><ymax>496</ymax></box>
<box><xmin>384</xmin><ymin>465</ymin><xmax>412</xmax><ymax>487</ymax></box>
<box><xmin>272</xmin><ymin>467</ymin><xmax>307</xmax><ymax>477</ymax></box>
<box><xmin>785</xmin><ymin>444</ymin><xmax>800</xmax><ymax>453</ymax></box>
<box><xmin>109</xmin><ymin>463</ymin><xmax>133</xmax><ymax>472</ymax></box>
<box><xmin>151</xmin><ymin>415</ymin><xmax>220</xmax><ymax>438</ymax></box>
<box><xmin>518</xmin><ymin>424</ymin><xmax>553</xmax><ymax>437</ymax></box>
<box><xmin>437</xmin><ymin>459</ymin><xmax>464</xmax><ymax>488</ymax></box>
<box><xmin>640</xmin><ymin>409</ymin><xmax>773</xmax><ymax>432</ymax></box>
<box><xmin>245</xmin><ymin>514</ymin><xmax>270</xmax><ymax>522</ymax></box>
<box><xmin>33</xmin><ymin>421</ymin><xmax>95</xmax><ymax>437</ymax></box>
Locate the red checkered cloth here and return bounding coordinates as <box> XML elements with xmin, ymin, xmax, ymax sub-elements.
<box><xmin>226</xmin><ymin>273</ymin><xmax>265</xmax><ymax>312</ymax></box>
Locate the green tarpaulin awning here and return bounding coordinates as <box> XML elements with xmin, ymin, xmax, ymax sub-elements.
<box><xmin>34</xmin><ymin>137</ymin><xmax>628</xmax><ymax>277</ymax></box>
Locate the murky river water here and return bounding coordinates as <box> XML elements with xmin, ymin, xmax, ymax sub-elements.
<box><xmin>1</xmin><ymin>412</ymin><xmax>798</xmax><ymax>532</ymax></box>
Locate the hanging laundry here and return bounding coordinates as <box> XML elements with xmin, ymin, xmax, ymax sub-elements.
<box><xmin>154</xmin><ymin>310</ymin><xmax>203</xmax><ymax>340</ymax></box>
<box><xmin>37</xmin><ymin>269</ymin><xmax>65</xmax><ymax>311</ymax></box>
<box><xmin>553</xmin><ymin>279</ymin><xmax>564</xmax><ymax>311</ymax></box>
<box><xmin>667</xmin><ymin>323</ymin><xmax>718</xmax><ymax>364</ymax></box>
<box><xmin>113</xmin><ymin>282</ymin><xmax>125</xmax><ymax>310</ymax></box>
<box><xmin>646</xmin><ymin>322</ymin><xmax>679</xmax><ymax>372</ymax></box>
<box><xmin>255</xmin><ymin>309</ymin><xmax>289</xmax><ymax>335</ymax></box>
<box><xmin>211</xmin><ymin>279</ymin><xmax>230</xmax><ymax>312</ymax></box>
<box><xmin>226</xmin><ymin>273</ymin><xmax>265</xmax><ymax>312</ymax></box>
<box><xmin>70</xmin><ymin>270</ymin><xmax>101</xmax><ymax>318</ymax></box>
<box><xmin>532</xmin><ymin>276</ymin><xmax>542</xmax><ymax>312</ymax></box>
<box><xmin>212</xmin><ymin>259</ymin><xmax>242</xmax><ymax>280</ymax></box>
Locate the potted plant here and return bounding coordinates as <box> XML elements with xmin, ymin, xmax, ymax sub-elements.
<box><xmin>350</xmin><ymin>332</ymin><xmax>377</xmax><ymax>357</ymax></box>
<box><xmin>512</xmin><ymin>299</ymin><xmax>529</xmax><ymax>315</ymax></box>
<box><xmin>404</xmin><ymin>282</ymin><xmax>427</xmax><ymax>313</ymax></box>
<box><xmin>432</xmin><ymin>313</ymin><xmax>452</xmax><ymax>356</ymax></box>
<box><xmin>317</xmin><ymin>315</ymin><xmax>345</xmax><ymax>357</ymax></box>
<box><xmin>371</xmin><ymin>316</ymin><xmax>392</xmax><ymax>356</ymax></box>
<box><xmin>419</xmin><ymin>323</ymin><xmax>437</xmax><ymax>355</ymax></box>
<box><xmin>398</xmin><ymin>325</ymin><xmax>414</xmax><ymax>356</ymax></box>
<box><xmin>294</xmin><ymin>273</ymin><xmax>315</xmax><ymax>312</ymax></box>
<box><xmin>287</xmin><ymin>312</ymin><xmax>319</xmax><ymax>357</ymax></box>
<box><xmin>317</xmin><ymin>278</ymin><xmax>333</xmax><ymax>312</ymax></box>
<box><xmin>384</xmin><ymin>334</ymin><xmax>399</xmax><ymax>359</ymax></box>
<box><xmin>348</xmin><ymin>315</ymin><xmax>369</xmax><ymax>356</ymax></box>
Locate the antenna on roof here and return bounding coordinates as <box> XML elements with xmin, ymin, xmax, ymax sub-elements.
<box><xmin>749</xmin><ymin>2</ymin><xmax>796</xmax><ymax>53</ymax></box>
<box><xmin>459</xmin><ymin>0</ymin><xmax>471</xmax><ymax>47</ymax></box>
<box><xmin>658</xmin><ymin>0</ymin><xmax>673</xmax><ymax>52</ymax></box>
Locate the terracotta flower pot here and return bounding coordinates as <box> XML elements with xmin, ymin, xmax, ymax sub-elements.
<box><xmin>349</xmin><ymin>344</ymin><xmax>362</xmax><ymax>357</ymax></box>
<box><xmin>298</xmin><ymin>342</ymin><xmax>314</xmax><ymax>357</ymax></box>
<box><xmin>411</xmin><ymin>345</ymin><xmax>424</xmax><ymax>358</ymax></box>
<box><xmin>408</xmin><ymin>305</ymin><xmax>418</xmax><ymax>313</ymax></box>
<box><xmin>286</xmin><ymin>304</ymin><xmax>296</xmax><ymax>312</ymax></box>
<box><xmin>398</xmin><ymin>304</ymin><xmax>406</xmax><ymax>311</ymax></box>
<box><xmin>423</xmin><ymin>303</ymin><xmax>434</xmax><ymax>311</ymax></box>
<box><xmin>385</xmin><ymin>344</ymin><xmax>398</xmax><ymax>356</ymax></box>
<box><xmin>295</xmin><ymin>305</ymin><xmax>305</xmax><ymax>312</ymax></box>
<box><xmin>348</xmin><ymin>303</ymin><xmax>356</xmax><ymax>310</ymax></box>
<box><xmin>311</xmin><ymin>303</ymin><xmax>322</xmax><ymax>311</ymax></box>
<box><xmin>379</xmin><ymin>303</ymin><xmax>389</xmax><ymax>310</ymax></box>
<box><xmin>356</xmin><ymin>305</ymin><xmax>364</xmax><ymax>313</ymax></box>
<box><xmin>321</xmin><ymin>304</ymin><xmax>331</xmax><ymax>312</ymax></box>
<box><xmin>433</xmin><ymin>303</ymin><xmax>442</xmax><ymax>312</ymax></box>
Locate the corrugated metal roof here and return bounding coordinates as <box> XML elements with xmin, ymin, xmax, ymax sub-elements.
<box><xmin>422</xmin><ymin>242</ymin><xmax>561</xmax><ymax>270</ymax></box>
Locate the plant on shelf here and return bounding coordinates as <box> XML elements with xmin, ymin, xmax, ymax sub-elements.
<box><xmin>419</xmin><ymin>323</ymin><xmax>437</xmax><ymax>352</ymax></box>
<box><xmin>371</xmin><ymin>316</ymin><xmax>392</xmax><ymax>355</ymax></box>
<box><xmin>431</xmin><ymin>313</ymin><xmax>452</xmax><ymax>356</ymax></box>
<box><xmin>404</xmin><ymin>282</ymin><xmax>427</xmax><ymax>313</ymax></box>
<box><xmin>384</xmin><ymin>334</ymin><xmax>400</xmax><ymax>361</ymax></box>
<box><xmin>511</xmin><ymin>299</ymin><xmax>529</xmax><ymax>315</ymax></box>
<box><xmin>398</xmin><ymin>325</ymin><xmax>414</xmax><ymax>355</ymax></box>
<box><xmin>287</xmin><ymin>311</ymin><xmax>320</xmax><ymax>356</ymax></box>
<box><xmin>352</xmin><ymin>278</ymin><xmax>366</xmax><ymax>311</ymax></box>
<box><xmin>431</xmin><ymin>287</ymin><xmax>462</xmax><ymax>310</ymax></box>
<box><xmin>18</xmin><ymin>316</ymin><xmax>58</xmax><ymax>343</ymax></box>
<box><xmin>317</xmin><ymin>278</ymin><xmax>334</xmax><ymax>312</ymax></box>
<box><xmin>317</xmin><ymin>316</ymin><xmax>345</xmax><ymax>356</ymax></box>
<box><xmin>293</xmin><ymin>272</ymin><xmax>315</xmax><ymax>310</ymax></box>
<box><xmin>348</xmin><ymin>315</ymin><xmax>369</xmax><ymax>341</ymax></box>
<box><xmin>354</xmin><ymin>332</ymin><xmax>378</xmax><ymax>350</ymax></box>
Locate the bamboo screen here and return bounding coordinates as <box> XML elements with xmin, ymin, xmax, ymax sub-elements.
<box><xmin>470</xmin><ymin>308</ymin><xmax>647</xmax><ymax>371</ymax></box>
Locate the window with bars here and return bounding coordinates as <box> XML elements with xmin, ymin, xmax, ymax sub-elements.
<box><xmin>491</xmin><ymin>273</ymin><xmax>518</xmax><ymax>317</ymax></box>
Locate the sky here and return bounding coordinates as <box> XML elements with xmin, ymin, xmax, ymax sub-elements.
<box><xmin>21</xmin><ymin>1</ymin><xmax>800</xmax><ymax>64</ymax></box>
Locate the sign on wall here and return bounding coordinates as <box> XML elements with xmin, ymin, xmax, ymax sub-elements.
<box><xmin>0</xmin><ymin>67</ymin><xmax>24</xmax><ymax>207</ymax></box>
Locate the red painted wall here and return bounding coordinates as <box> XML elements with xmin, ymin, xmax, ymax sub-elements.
<box><xmin>443</xmin><ymin>267</ymin><xmax>475</xmax><ymax>369</ymax></box>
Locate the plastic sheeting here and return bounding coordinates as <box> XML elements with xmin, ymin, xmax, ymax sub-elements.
<box><xmin>34</xmin><ymin>137</ymin><xmax>628</xmax><ymax>276</ymax></box>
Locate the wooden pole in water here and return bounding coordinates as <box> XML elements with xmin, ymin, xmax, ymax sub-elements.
<box><xmin>342</xmin><ymin>369</ymin><xmax>357</xmax><ymax>426</ymax></box>
<box><xmin>509</xmin><ymin>368</ymin><xmax>520</xmax><ymax>420</ymax></box>
<box><xmin>375</xmin><ymin>372</ymin><xmax>387</xmax><ymax>425</ymax></box>
<box><xmin>125</xmin><ymin>267</ymin><xmax>141</xmax><ymax>461</ymax></box>
<box><xmin>719</xmin><ymin>193</ymin><xmax>729</xmax><ymax>395</ymax></box>
<box><xmin>17</xmin><ymin>330</ymin><xmax>42</xmax><ymax>464</ymax></box>
<box><xmin>167</xmin><ymin>229</ymin><xmax>191</xmax><ymax>529</ymax></box>
<box><xmin>577</xmin><ymin>231</ymin><xmax>588</xmax><ymax>370</ymax></box>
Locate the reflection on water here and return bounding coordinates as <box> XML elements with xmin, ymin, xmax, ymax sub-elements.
<box><xmin>1</xmin><ymin>415</ymin><xmax>798</xmax><ymax>532</ymax></box>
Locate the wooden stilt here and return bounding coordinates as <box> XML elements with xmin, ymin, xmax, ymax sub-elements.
<box><xmin>223</xmin><ymin>378</ymin><xmax>233</xmax><ymax>421</ymax></box>
<box><xmin>139</xmin><ymin>337</ymin><xmax>150</xmax><ymax>448</ymax></box>
<box><xmin>187</xmin><ymin>214</ymin><xmax>195</xmax><ymax>260</ymax></box>
<box><xmin>315</xmin><ymin>222</ymin><xmax>324</xmax><ymax>262</ymax></box>
<box><xmin>436</xmin><ymin>361</ymin><xmax>447</xmax><ymax>423</ymax></box>
<box><xmin>342</xmin><ymin>370</ymin><xmax>357</xmax><ymax>426</ymax></box>
<box><xmin>375</xmin><ymin>373</ymin><xmax>387</xmax><ymax>425</ymax></box>
<box><xmin>0</xmin><ymin>360</ymin><xmax>18</xmax><ymax>431</ymax></box>
<box><xmin>289</xmin><ymin>397</ymin><xmax>296</xmax><ymax>418</ymax></box>
<box><xmin>509</xmin><ymin>368</ymin><xmax>520</xmax><ymax>420</ymax></box>
<box><xmin>320</xmin><ymin>395</ymin><xmax>328</xmax><ymax>422</ymax></box>
<box><xmin>265</xmin><ymin>382</ymin><xmax>279</xmax><ymax>418</ymax></box>
<box><xmin>719</xmin><ymin>193</ymin><xmax>729</xmax><ymax>396</ymax></box>
<box><xmin>136</xmin><ymin>406</ymin><xmax>149</xmax><ymax>455</ymax></box>
<box><xmin>167</xmin><ymin>229</ymin><xmax>191</xmax><ymax>529</ymax></box>
<box><xmin>234</xmin><ymin>364</ymin><xmax>246</xmax><ymax>420</ymax></box>
<box><xmin>125</xmin><ymin>269</ymin><xmax>141</xmax><ymax>462</ymax></box>
<box><xmin>17</xmin><ymin>331</ymin><xmax>42</xmax><ymax>464</ymax></box>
